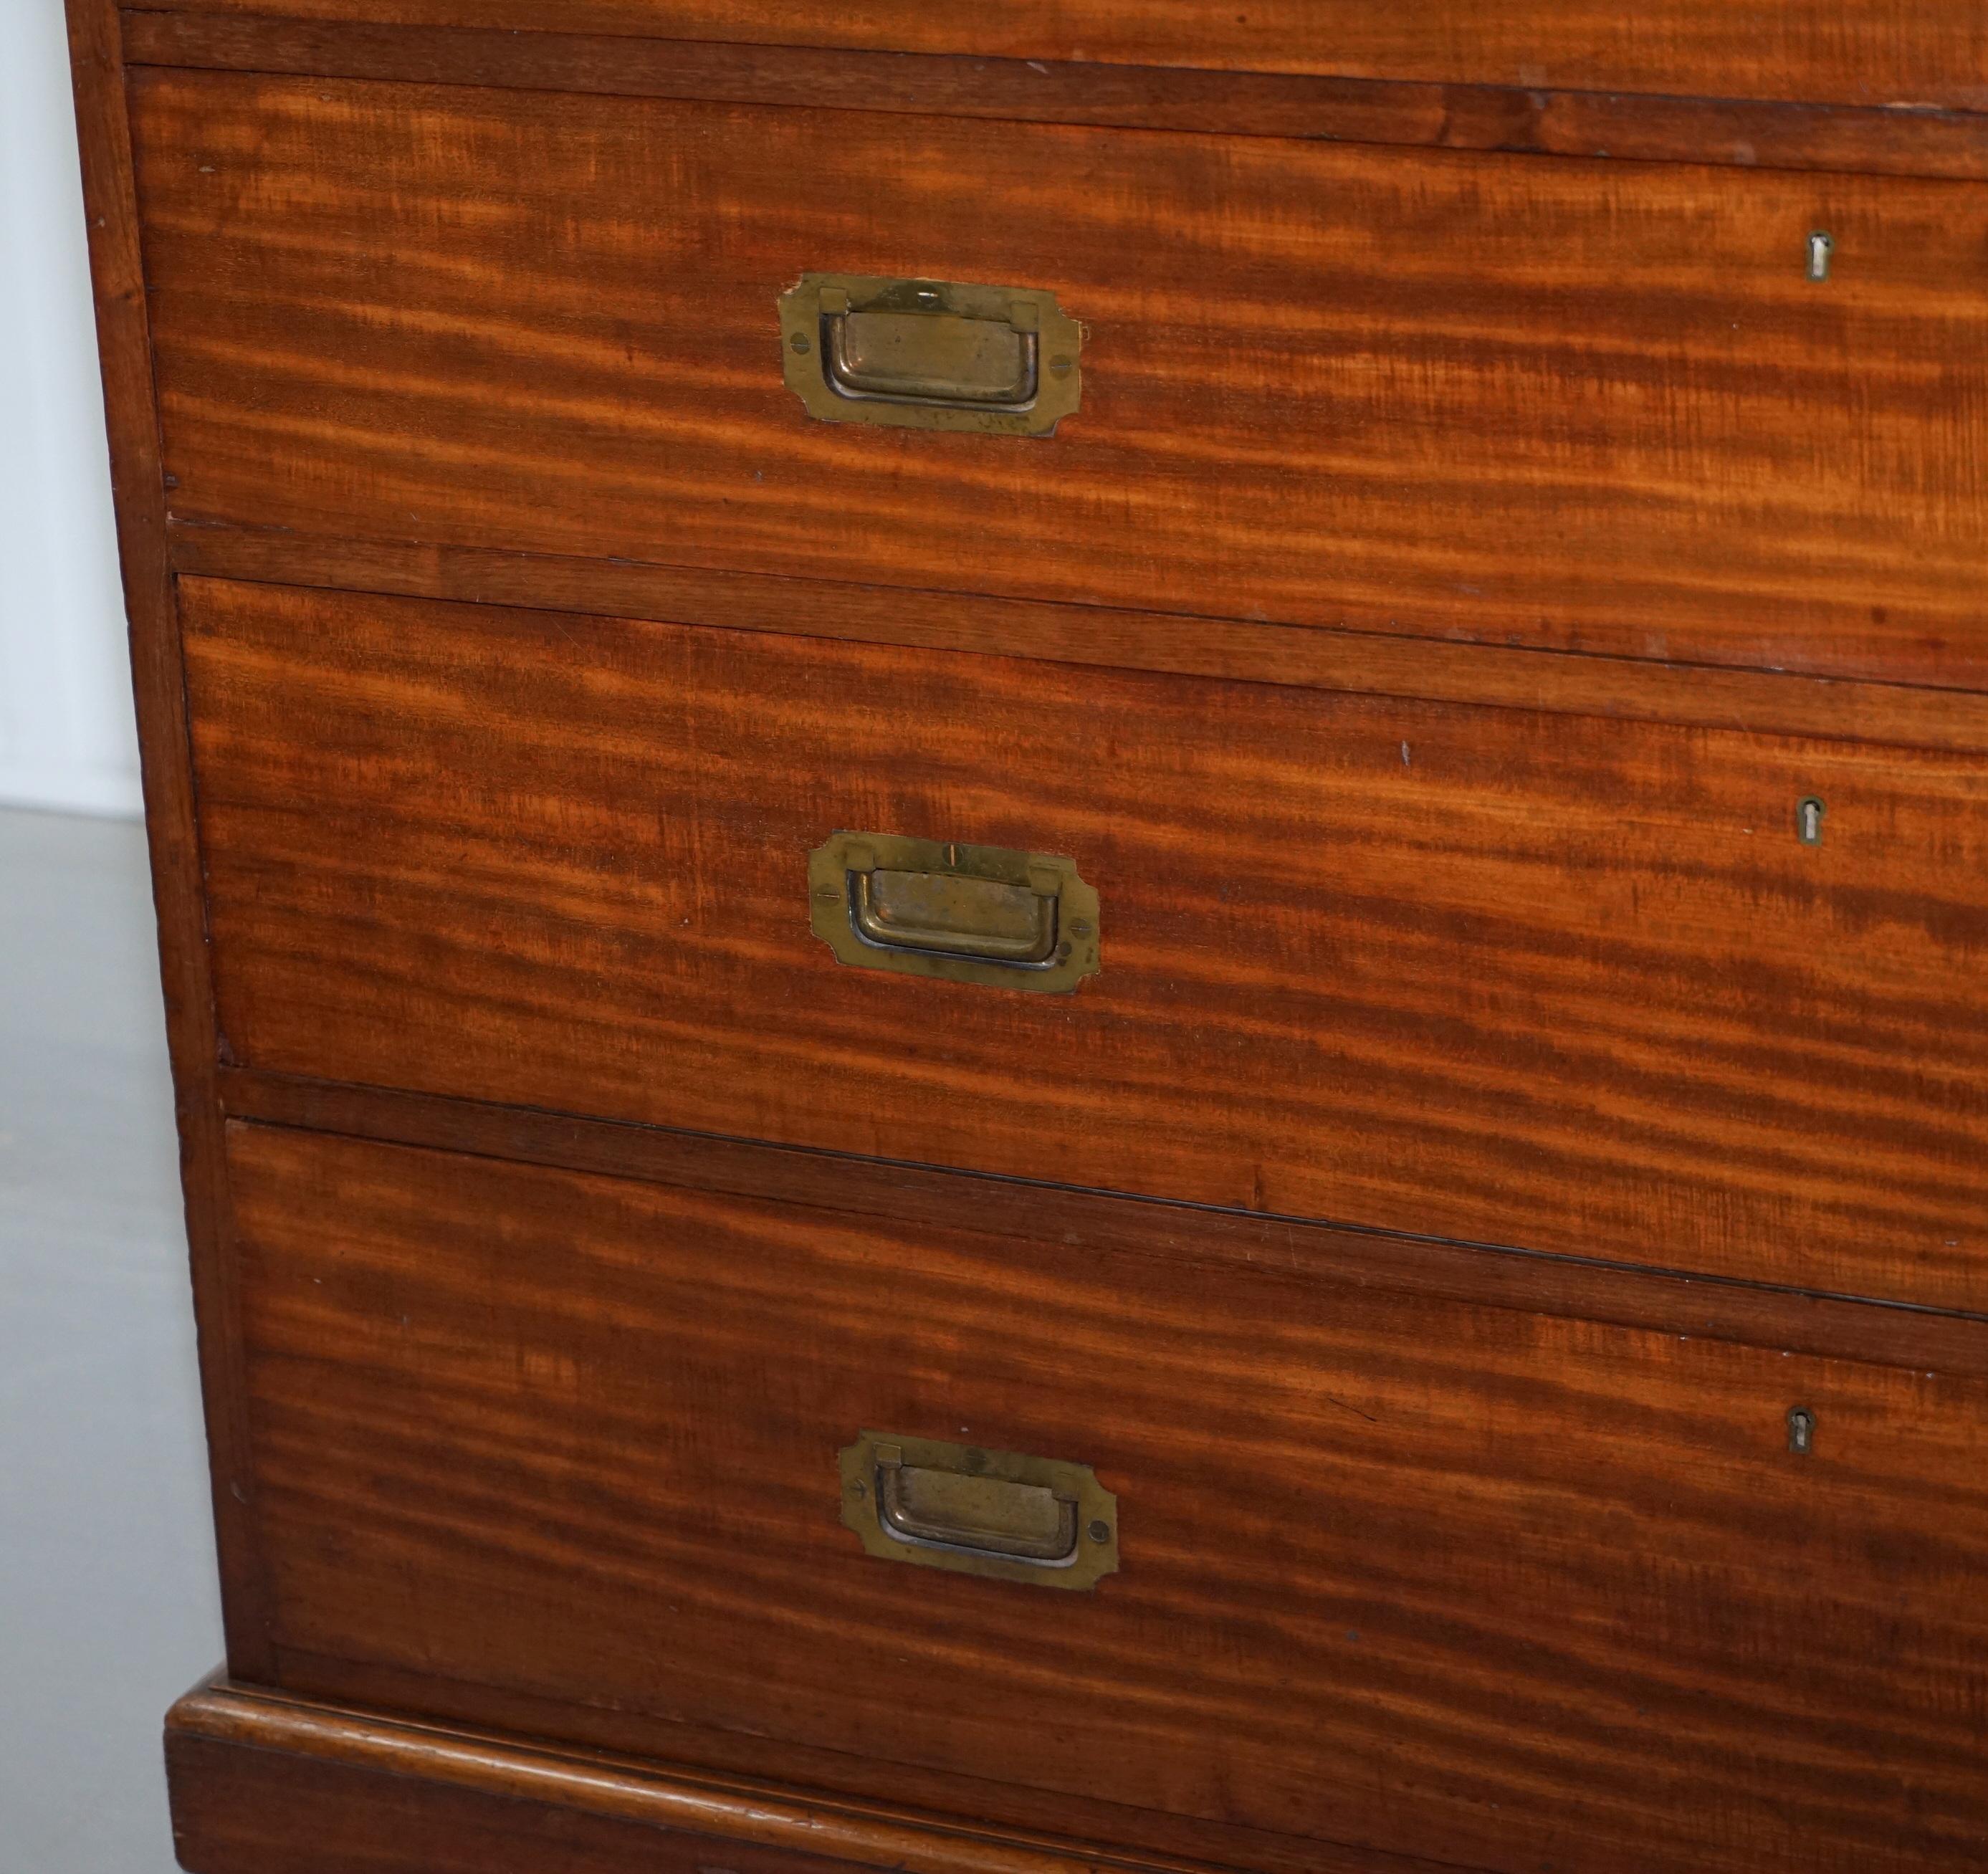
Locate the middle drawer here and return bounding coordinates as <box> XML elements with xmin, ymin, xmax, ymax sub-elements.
<box><xmin>182</xmin><ymin>576</ymin><xmax>1988</xmax><ymax>1309</ymax></box>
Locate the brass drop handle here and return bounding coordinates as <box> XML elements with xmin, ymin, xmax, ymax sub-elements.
<box><xmin>875</xmin><ymin>1449</ymin><xmax>1080</xmax><ymax>1565</ymax></box>
<box><xmin>808</xmin><ymin>832</ymin><xmax>1101</xmax><ymax>993</ymax></box>
<box><xmin>850</xmin><ymin>864</ymin><xmax>1059</xmax><ymax>966</ymax></box>
<box><xmin>838</xmin><ymin>1432</ymin><xmax>1120</xmax><ymax>1590</ymax></box>
<box><xmin>821</xmin><ymin>287</ymin><xmax>1040</xmax><ymax>411</ymax></box>
<box><xmin>778</xmin><ymin>274</ymin><xmax>1082</xmax><ymax>436</ymax></box>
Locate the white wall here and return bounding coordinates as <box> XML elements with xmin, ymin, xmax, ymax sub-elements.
<box><xmin>0</xmin><ymin>16</ymin><xmax>222</xmax><ymax>1872</ymax></box>
<box><xmin>0</xmin><ymin>807</ymin><xmax>223</xmax><ymax>1874</ymax></box>
<box><xmin>0</xmin><ymin>0</ymin><xmax>143</xmax><ymax>818</ymax></box>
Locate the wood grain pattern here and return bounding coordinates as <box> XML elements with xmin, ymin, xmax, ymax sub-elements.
<box><xmin>224</xmin><ymin>1656</ymin><xmax>1466</xmax><ymax>1874</ymax></box>
<box><xmin>118</xmin><ymin>0</ymin><xmax>1988</xmax><ymax>113</ymax></box>
<box><xmin>216</xmin><ymin>1067</ymin><xmax>1988</xmax><ymax>1384</ymax></box>
<box><xmin>226</xmin><ymin>1122</ymin><xmax>1988</xmax><ymax>1874</ymax></box>
<box><xmin>168</xmin><ymin>1677</ymin><xmax>1451</xmax><ymax>1874</ymax></box>
<box><xmin>80</xmin><ymin>6</ymin><xmax>1988</xmax><ymax>1870</ymax></box>
<box><xmin>171</xmin><ymin>521</ymin><xmax>1988</xmax><ymax>755</ymax></box>
<box><xmin>167</xmin><ymin>1734</ymin><xmax>870</xmax><ymax>1874</ymax></box>
<box><xmin>131</xmin><ymin>72</ymin><xmax>1988</xmax><ymax>690</ymax></box>
<box><xmin>181</xmin><ymin>578</ymin><xmax>1988</xmax><ymax>1310</ymax></box>
<box><xmin>118</xmin><ymin>11</ymin><xmax>1988</xmax><ymax>186</ymax></box>
<box><xmin>59</xmin><ymin>0</ymin><xmax>277</xmax><ymax>1677</ymax></box>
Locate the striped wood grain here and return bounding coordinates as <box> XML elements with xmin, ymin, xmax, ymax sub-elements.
<box><xmin>179</xmin><ymin>577</ymin><xmax>1988</xmax><ymax>1310</ymax></box>
<box><xmin>226</xmin><ymin>1122</ymin><xmax>1988</xmax><ymax>1874</ymax></box>
<box><xmin>117</xmin><ymin>12</ymin><xmax>1988</xmax><ymax>185</ymax></box>
<box><xmin>118</xmin><ymin>0</ymin><xmax>1988</xmax><ymax>113</ymax></box>
<box><xmin>130</xmin><ymin>71</ymin><xmax>1988</xmax><ymax>689</ymax></box>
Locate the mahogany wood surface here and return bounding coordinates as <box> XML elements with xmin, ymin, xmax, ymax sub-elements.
<box><xmin>118</xmin><ymin>11</ymin><xmax>1988</xmax><ymax>186</ymax></box>
<box><xmin>117</xmin><ymin>0</ymin><xmax>1988</xmax><ymax>113</ymax></box>
<box><xmin>167</xmin><ymin>1677</ymin><xmax>1448</xmax><ymax>1874</ymax></box>
<box><xmin>218</xmin><ymin>1067</ymin><xmax>1988</xmax><ymax>1384</ymax></box>
<box><xmin>59</xmin><ymin>0</ymin><xmax>276</xmax><ymax>1676</ymax></box>
<box><xmin>224</xmin><ymin>1122</ymin><xmax>1988</xmax><ymax>1874</ymax></box>
<box><xmin>168</xmin><ymin>1733</ymin><xmax>869</xmax><ymax>1874</ymax></box>
<box><xmin>181</xmin><ymin>577</ymin><xmax>1988</xmax><ymax>1311</ymax></box>
<box><xmin>168</xmin><ymin>521</ymin><xmax>1988</xmax><ymax>755</ymax></box>
<box><xmin>212</xmin><ymin>1655</ymin><xmax>1458</xmax><ymax>1874</ymax></box>
<box><xmin>130</xmin><ymin>71</ymin><xmax>1988</xmax><ymax>690</ymax></box>
<box><xmin>67</xmin><ymin>6</ymin><xmax>1988</xmax><ymax>1867</ymax></box>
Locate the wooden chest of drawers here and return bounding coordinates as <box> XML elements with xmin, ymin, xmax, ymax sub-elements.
<box><xmin>65</xmin><ymin>4</ymin><xmax>1988</xmax><ymax>1870</ymax></box>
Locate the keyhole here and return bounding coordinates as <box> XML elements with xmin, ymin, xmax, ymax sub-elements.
<box><xmin>1787</xmin><ymin>1407</ymin><xmax>1817</xmax><ymax>1455</ymax></box>
<box><xmin>1806</xmin><ymin>231</ymin><xmax>1834</xmax><ymax>282</ymax></box>
<box><xmin>1797</xmin><ymin>796</ymin><xmax>1825</xmax><ymax>846</ymax></box>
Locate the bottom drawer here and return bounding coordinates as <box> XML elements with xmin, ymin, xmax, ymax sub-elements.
<box><xmin>225</xmin><ymin>1122</ymin><xmax>1988</xmax><ymax>1874</ymax></box>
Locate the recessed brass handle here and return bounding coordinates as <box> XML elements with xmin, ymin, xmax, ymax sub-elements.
<box><xmin>876</xmin><ymin>1454</ymin><xmax>1079</xmax><ymax>1564</ymax></box>
<box><xmin>839</xmin><ymin>1432</ymin><xmax>1119</xmax><ymax>1590</ymax></box>
<box><xmin>779</xmin><ymin>274</ymin><xmax>1081</xmax><ymax>436</ymax></box>
<box><xmin>823</xmin><ymin>305</ymin><xmax>1039</xmax><ymax>410</ymax></box>
<box><xmin>851</xmin><ymin>866</ymin><xmax>1058</xmax><ymax>966</ymax></box>
<box><xmin>808</xmin><ymin>832</ymin><xmax>1101</xmax><ymax>993</ymax></box>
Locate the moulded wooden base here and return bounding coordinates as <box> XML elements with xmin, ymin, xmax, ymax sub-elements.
<box><xmin>166</xmin><ymin>1677</ymin><xmax>1443</xmax><ymax>1874</ymax></box>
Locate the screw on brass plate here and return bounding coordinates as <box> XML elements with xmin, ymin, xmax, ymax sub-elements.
<box><xmin>1088</xmin><ymin>1519</ymin><xmax>1112</xmax><ymax>1544</ymax></box>
<box><xmin>847</xmin><ymin>1479</ymin><xmax>866</xmax><ymax>1499</ymax></box>
<box><xmin>1797</xmin><ymin>796</ymin><xmax>1826</xmax><ymax>846</ymax></box>
<box><xmin>1787</xmin><ymin>1407</ymin><xmax>1817</xmax><ymax>1455</ymax></box>
<box><xmin>1806</xmin><ymin>231</ymin><xmax>1835</xmax><ymax>282</ymax></box>
<box><xmin>1048</xmin><ymin>354</ymin><xmax>1075</xmax><ymax>379</ymax></box>
<box><xmin>789</xmin><ymin>331</ymin><xmax>811</xmax><ymax>354</ymax></box>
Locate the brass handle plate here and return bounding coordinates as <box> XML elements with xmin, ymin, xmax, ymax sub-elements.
<box><xmin>839</xmin><ymin>1432</ymin><xmax>1119</xmax><ymax>1590</ymax></box>
<box><xmin>808</xmin><ymin>831</ymin><xmax>1101</xmax><ymax>993</ymax></box>
<box><xmin>779</xmin><ymin>274</ymin><xmax>1081</xmax><ymax>436</ymax></box>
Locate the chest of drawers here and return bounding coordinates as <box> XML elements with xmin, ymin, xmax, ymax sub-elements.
<box><xmin>64</xmin><ymin>5</ymin><xmax>1988</xmax><ymax>1871</ymax></box>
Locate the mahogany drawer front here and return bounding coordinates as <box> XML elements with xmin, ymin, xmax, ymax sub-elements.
<box><xmin>226</xmin><ymin>1120</ymin><xmax>1988</xmax><ymax>1874</ymax></box>
<box><xmin>133</xmin><ymin>71</ymin><xmax>1988</xmax><ymax>692</ymax></box>
<box><xmin>123</xmin><ymin>0</ymin><xmax>1988</xmax><ymax>111</ymax></box>
<box><xmin>181</xmin><ymin>576</ymin><xmax>1988</xmax><ymax>1310</ymax></box>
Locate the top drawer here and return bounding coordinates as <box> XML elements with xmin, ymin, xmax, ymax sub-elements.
<box><xmin>132</xmin><ymin>73</ymin><xmax>1988</xmax><ymax>690</ymax></box>
<box><xmin>123</xmin><ymin>0</ymin><xmax>1988</xmax><ymax>112</ymax></box>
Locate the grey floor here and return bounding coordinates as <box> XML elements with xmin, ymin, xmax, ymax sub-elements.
<box><xmin>0</xmin><ymin>805</ymin><xmax>224</xmax><ymax>1873</ymax></box>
